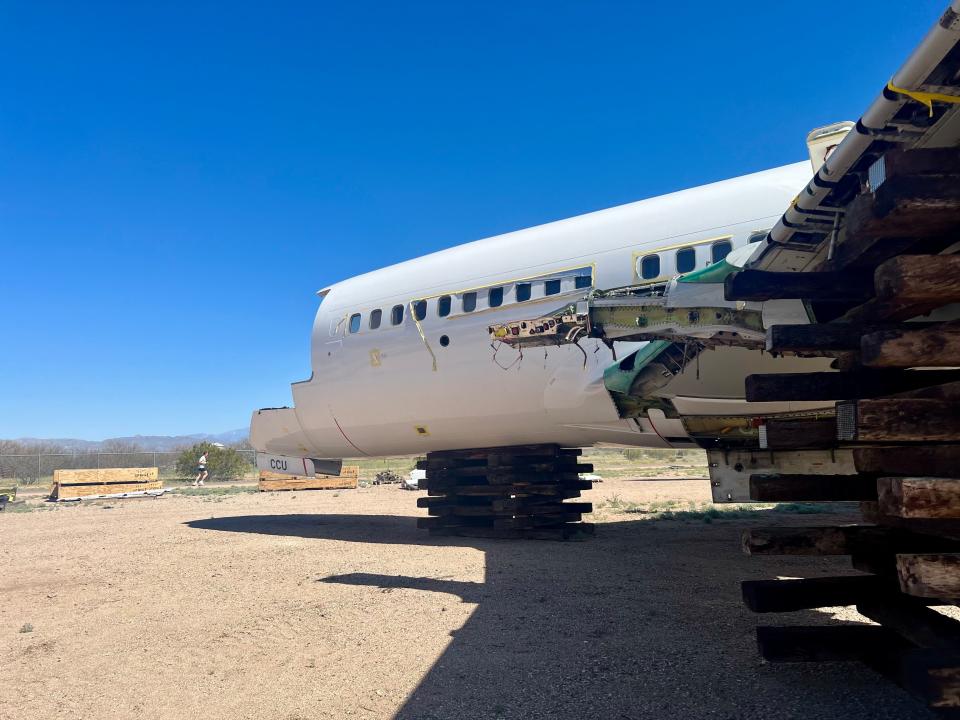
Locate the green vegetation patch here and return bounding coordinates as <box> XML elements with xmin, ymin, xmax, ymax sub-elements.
<box><xmin>596</xmin><ymin>496</ymin><xmax>857</xmax><ymax>523</ymax></box>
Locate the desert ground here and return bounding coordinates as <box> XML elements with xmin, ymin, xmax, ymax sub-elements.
<box><xmin>1</xmin><ymin>469</ymin><xmax>940</xmax><ymax>720</ymax></box>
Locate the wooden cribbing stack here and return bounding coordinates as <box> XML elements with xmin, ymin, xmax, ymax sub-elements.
<box><xmin>721</xmin><ymin>146</ymin><xmax>960</xmax><ymax>715</ymax></box>
<box><xmin>50</xmin><ymin>467</ymin><xmax>162</xmax><ymax>500</ymax></box>
<box><xmin>416</xmin><ymin>444</ymin><xmax>594</xmax><ymax>540</ymax></box>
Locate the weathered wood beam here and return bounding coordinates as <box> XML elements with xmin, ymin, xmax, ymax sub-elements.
<box><xmin>879</xmin><ymin>478</ymin><xmax>960</xmax><ymax>519</ymax></box>
<box><xmin>742</xmin><ymin>575</ymin><xmax>890</xmax><ymax>613</ymax></box>
<box><xmin>749</xmin><ymin>473</ymin><xmax>876</xmax><ymax>502</ymax></box>
<box><xmin>837</xmin><ymin>398</ymin><xmax>960</xmax><ymax>442</ymax></box>
<box><xmin>862</xmin><ymin>323</ymin><xmax>960</xmax><ymax>368</ymax></box>
<box><xmin>724</xmin><ymin>270</ymin><xmax>874</xmax><ymax>302</ymax></box>
<box><xmin>746</xmin><ymin>370</ymin><xmax>960</xmax><ymax>402</ymax></box>
<box><xmin>756</xmin><ymin>625</ymin><xmax>911</xmax><ymax>662</ymax></box>
<box><xmin>875</xmin><ymin>255</ymin><xmax>960</xmax><ymax>306</ymax></box>
<box><xmin>857</xmin><ymin>595</ymin><xmax>960</xmax><ymax>650</ymax></box>
<box><xmin>898</xmin><ymin>554</ymin><xmax>960</xmax><ymax>600</ymax></box>
<box><xmin>766</xmin><ymin>322</ymin><xmax>939</xmax><ymax>354</ymax></box>
<box><xmin>741</xmin><ymin>525</ymin><xmax>960</xmax><ymax>557</ymax></box>
<box><xmin>855</xmin><ymin>446</ymin><xmax>960</xmax><ymax>478</ymax></box>
<box><xmin>763</xmin><ymin>418</ymin><xmax>837</xmax><ymax>449</ymax></box>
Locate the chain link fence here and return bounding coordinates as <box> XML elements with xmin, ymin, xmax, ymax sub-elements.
<box><xmin>0</xmin><ymin>451</ymin><xmax>257</xmax><ymax>485</ymax></box>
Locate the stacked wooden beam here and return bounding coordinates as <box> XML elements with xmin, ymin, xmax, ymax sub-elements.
<box><xmin>416</xmin><ymin>444</ymin><xmax>594</xmax><ymax>540</ymax></box>
<box><xmin>50</xmin><ymin>467</ymin><xmax>161</xmax><ymax>500</ymax></box>
<box><xmin>723</xmin><ymin>150</ymin><xmax>960</xmax><ymax>715</ymax></box>
<box><xmin>258</xmin><ymin>465</ymin><xmax>360</xmax><ymax>492</ymax></box>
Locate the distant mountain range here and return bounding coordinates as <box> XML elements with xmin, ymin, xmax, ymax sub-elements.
<box><xmin>9</xmin><ymin>428</ymin><xmax>249</xmax><ymax>452</ymax></box>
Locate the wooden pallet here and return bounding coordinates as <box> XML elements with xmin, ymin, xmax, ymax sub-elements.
<box><xmin>51</xmin><ymin>467</ymin><xmax>161</xmax><ymax>500</ymax></box>
<box><xmin>417</xmin><ymin>444</ymin><xmax>594</xmax><ymax>540</ymax></box>
<box><xmin>258</xmin><ymin>465</ymin><xmax>359</xmax><ymax>492</ymax></box>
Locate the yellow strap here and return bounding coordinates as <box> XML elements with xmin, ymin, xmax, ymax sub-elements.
<box><xmin>409</xmin><ymin>301</ymin><xmax>438</xmax><ymax>372</ymax></box>
<box><xmin>887</xmin><ymin>80</ymin><xmax>960</xmax><ymax>117</ymax></box>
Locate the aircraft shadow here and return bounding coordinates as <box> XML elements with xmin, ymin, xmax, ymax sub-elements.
<box><xmin>186</xmin><ymin>514</ymin><xmax>934</xmax><ymax>719</ymax></box>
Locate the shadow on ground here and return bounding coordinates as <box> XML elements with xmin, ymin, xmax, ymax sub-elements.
<box><xmin>187</xmin><ymin>514</ymin><xmax>934</xmax><ymax>719</ymax></box>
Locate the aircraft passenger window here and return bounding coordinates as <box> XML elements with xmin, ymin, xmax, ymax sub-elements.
<box><xmin>413</xmin><ymin>300</ymin><xmax>427</xmax><ymax>321</ymax></box>
<box><xmin>391</xmin><ymin>304</ymin><xmax>404</xmax><ymax>325</ymax></box>
<box><xmin>437</xmin><ymin>295</ymin><xmax>451</xmax><ymax>317</ymax></box>
<box><xmin>369</xmin><ymin>309</ymin><xmax>382</xmax><ymax>330</ymax></box>
<box><xmin>544</xmin><ymin>279</ymin><xmax>561</xmax><ymax>296</ymax></box>
<box><xmin>676</xmin><ymin>248</ymin><xmax>696</xmax><ymax>274</ymax></box>
<box><xmin>711</xmin><ymin>240</ymin><xmax>733</xmax><ymax>264</ymax></box>
<box><xmin>516</xmin><ymin>283</ymin><xmax>531</xmax><ymax>302</ymax></box>
<box><xmin>574</xmin><ymin>275</ymin><xmax>592</xmax><ymax>289</ymax></box>
<box><xmin>489</xmin><ymin>287</ymin><xmax>503</xmax><ymax>307</ymax></box>
<box><xmin>640</xmin><ymin>255</ymin><xmax>660</xmax><ymax>280</ymax></box>
<box><xmin>462</xmin><ymin>292</ymin><xmax>477</xmax><ymax>313</ymax></box>
<box><xmin>349</xmin><ymin>313</ymin><xmax>361</xmax><ymax>334</ymax></box>
<box><xmin>748</xmin><ymin>231</ymin><xmax>766</xmax><ymax>243</ymax></box>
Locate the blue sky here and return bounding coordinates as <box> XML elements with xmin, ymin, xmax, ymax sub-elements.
<box><xmin>0</xmin><ymin>1</ymin><xmax>946</xmax><ymax>439</ymax></box>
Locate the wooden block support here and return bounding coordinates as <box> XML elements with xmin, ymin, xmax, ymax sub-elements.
<box><xmin>763</xmin><ymin>418</ymin><xmax>838</xmax><ymax>450</ymax></box>
<box><xmin>756</xmin><ymin>625</ymin><xmax>910</xmax><ymax>662</ymax></box>
<box><xmin>837</xmin><ymin>399</ymin><xmax>960</xmax><ymax>442</ymax></box>
<box><xmin>749</xmin><ymin>473</ymin><xmax>876</xmax><ymax>502</ymax></box>
<box><xmin>746</xmin><ymin>370</ymin><xmax>960</xmax><ymax>402</ymax></box>
<box><xmin>741</xmin><ymin>525</ymin><xmax>960</xmax><ymax>557</ymax></box>
<box><xmin>742</xmin><ymin>575</ymin><xmax>891</xmax><ymax>613</ymax></box>
<box><xmin>724</xmin><ymin>270</ymin><xmax>874</xmax><ymax>302</ymax></box>
<box><xmin>258</xmin><ymin>465</ymin><xmax>359</xmax><ymax>492</ymax></box>
<box><xmin>855</xmin><ymin>447</ymin><xmax>960</xmax><ymax>478</ymax></box>
<box><xmin>874</xmin><ymin>256</ymin><xmax>960</xmax><ymax>306</ymax></box>
<box><xmin>879</xmin><ymin>478</ymin><xmax>960</xmax><ymax>519</ymax></box>
<box><xmin>857</xmin><ymin>594</ymin><xmax>960</xmax><ymax>650</ymax></box>
<box><xmin>766</xmin><ymin>322</ymin><xmax>939</xmax><ymax>354</ymax></box>
<box><xmin>418</xmin><ymin>445</ymin><xmax>592</xmax><ymax>540</ymax></box>
<box><xmin>862</xmin><ymin>323</ymin><xmax>960</xmax><ymax>368</ymax></box>
<box><xmin>898</xmin><ymin>554</ymin><xmax>960</xmax><ymax>600</ymax></box>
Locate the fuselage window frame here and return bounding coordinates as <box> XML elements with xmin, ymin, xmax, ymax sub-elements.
<box><xmin>544</xmin><ymin>278</ymin><xmax>561</xmax><ymax>296</ymax></box>
<box><xmin>488</xmin><ymin>286</ymin><xmax>503</xmax><ymax>308</ymax></box>
<box><xmin>348</xmin><ymin>313</ymin><xmax>361</xmax><ymax>334</ymax></box>
<box><xmin>462</xmin><ymin>292</ymin><xmax>477</xmax><ymax>313</ymax></box>
<box><xmin>516</xmin><ymin>283</ymin><xmax>531</xmax><ymax>302</ymax></box>
<box><xmin>640</xmin><ymin>254</ymin><xmax>661</xmax><ymax>280</ymax></box>
<box><xmin>437</xmin><ymin>295</ymin><xmax>452</xmax><ymax>317</ymax></box>
<box><xmin>711</xmin><ymin>240</ymin><xmax>733</xmax><ymax>264</ymax></box>
<box><xmin>390</xmin><ymin>304</ymin><xmax>404</xmax><ymax>326</ymax></box>
<box><xmin>574</xmin><ymin>274</ymin><xmax>592</xmax><ymax>289</ymax></box>
<box><xmin>369</xmin><ymin>309</ymin><xmax>382</xmax><ymax>330</ymax></box>
<box><xmin>413</xmin><ymin>299</ymin><xmax>427</xmax><ymax>321</ymax></box>
<box><xmin>676</xmin><ymin>247</ymin><xmax>696</xmax><ymax>274</ymax></box>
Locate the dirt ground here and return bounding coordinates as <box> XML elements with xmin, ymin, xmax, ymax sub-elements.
<box><xmin>1</xmin><ymin>477</ymin><xmax>939</xmax><ymax>720</ymax></box>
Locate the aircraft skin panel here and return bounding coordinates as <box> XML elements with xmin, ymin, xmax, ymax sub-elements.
<box><xmin>254</xmin><ymin>161</ymin><xmax>824</xmax><ymax>458</ymax></box>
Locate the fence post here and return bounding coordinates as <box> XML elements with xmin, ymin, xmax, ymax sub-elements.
<box><xmin>38</xmin><ymin>454</ymin><xmax>41</xmax><ymax>483</ymax></box>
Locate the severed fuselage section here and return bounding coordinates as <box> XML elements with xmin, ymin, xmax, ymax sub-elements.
<box><xmin>487</xmin><ymin>245</ymin><xmax>822</xmax><ymax>448</ymax></box>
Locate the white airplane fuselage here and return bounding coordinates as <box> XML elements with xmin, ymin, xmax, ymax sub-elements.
<box><xmin>252</xmin><ymin>161</ymin><xmax>831</xmax><ymax>459</ymax></box>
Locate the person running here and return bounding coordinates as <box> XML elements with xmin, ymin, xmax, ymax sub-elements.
<box><xmin>193</xmin><ymin>451</ymin><xmax>209</xmax><ymax>486</ymax></box>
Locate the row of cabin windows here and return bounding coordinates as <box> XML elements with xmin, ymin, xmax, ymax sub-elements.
<box><xmin>346</xmin><ymin>274</ymin><xmax>592</xmax><ymax>334</ymax></box>
<box><xmin>638</xmin><ymin>239</ymin><xmax>736</xmax><ymax>281</ymax></box>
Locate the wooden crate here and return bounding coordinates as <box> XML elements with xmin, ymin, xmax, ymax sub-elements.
<box><xmin>51</xmin><ymin>467</ymin><xmax>161</xmax><ymax>500</ymax></box>
<box><xmin>258</xmin><ymin>465</ymin><xmax>359</xmax><ymax>492</ymax></box>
